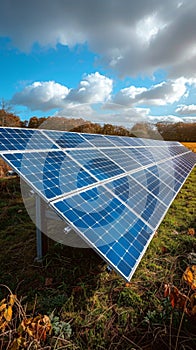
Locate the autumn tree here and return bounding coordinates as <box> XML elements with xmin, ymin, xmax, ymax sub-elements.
<box><xmin>156</xmin><ymin>122</ymin><xmax>196</xmax><ymax>141</ymax></box>
<box><xmin>28</xmin><ymin>116</ymin><xmax>50</xmax><ymax>128</ymax></box>
<box><xmin>0</xmin><ymin>110</ymin><xmax>21</xmax><ymax>127</ymax></box>
<box><xmin>0</xmin><ymin>98</ymin><xmax>21</xmax><ymax>127</ymax></box>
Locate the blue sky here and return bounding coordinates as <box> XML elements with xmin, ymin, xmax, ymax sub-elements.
<box><xmin>0</xmin><ymin>0</ymin><xmax>196</xmax><ymax>127</ymax></box>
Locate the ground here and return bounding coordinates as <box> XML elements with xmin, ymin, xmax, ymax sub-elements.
<box><xmin>0</xmin><ymin>161</ymin><xmax>196</xmax><ymax>349</ymax></box>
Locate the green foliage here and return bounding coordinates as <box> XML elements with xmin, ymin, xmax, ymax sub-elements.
<box><xmin>50</xmin><ymin>313</ymin><xmax>72</xmax><ymax>339</ymax></box>
<box><xmin>117</xmin><ymin>288</ymin><xmax>144</xmax><ymax>309</ymax></box>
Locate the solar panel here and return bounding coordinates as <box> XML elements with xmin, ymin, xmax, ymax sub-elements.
<box><xmin>0</xmin><ymin>126</ymin><xmax>195</xmax><ymax>281</ymax></box>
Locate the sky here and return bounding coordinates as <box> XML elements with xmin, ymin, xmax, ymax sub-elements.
<box><xmin>0</xmin><ymin>0</ymin><xmax>196</xmax><ymax>127</ymax></box>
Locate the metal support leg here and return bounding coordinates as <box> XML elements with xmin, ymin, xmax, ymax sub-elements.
<box><xmin>35</xmin><ymin>195</ymin><xmax>42</xmax><ymax>261</ymax></box>
<box><xmin>35</xmin><ymin>195</ymin><xmax>49</xmax><ymax>261</ymax></box>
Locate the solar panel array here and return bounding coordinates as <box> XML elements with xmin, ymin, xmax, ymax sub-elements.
<box><xmin>0</xmin><ymin>126</ymin><xmax>195</xmax><ymax>281</ymax></box>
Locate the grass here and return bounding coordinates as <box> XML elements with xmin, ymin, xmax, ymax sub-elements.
<box><xmin>181</xmin><ymin>142</ymin><xmax>196</xmax><ymax>153</ymax></box>
<box><xmin>0</xmin><ymin>167</ymin><xmax>196</xmax><ymax>349</ymax></box>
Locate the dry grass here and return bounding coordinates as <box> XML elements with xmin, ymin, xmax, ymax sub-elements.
<box><xmin>181</xmin><ymin>142</ymin><xmax>196</xmax><ymax>153</ymax></box>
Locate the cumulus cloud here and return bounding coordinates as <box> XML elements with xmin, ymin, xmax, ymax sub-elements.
<box><xmin>175</xmin><ymin>104</ymin><xmax>196</xmax><ymax>115</ymax></box>
<box><xmin>112</xmin><ymin>78</ymin><xmax>190</xmax><ymax>107</ymax></box>
<box><xmin>67</xmin><ymin>72</ymin><xmax>112</xmax><ymax>103</ymax></box>
<box><xmin>12</xmin><ymin>81</ymin><xmax>69</xmax><ymax>111</ymax></box>
<box><xmin>12</xmin><ymin>72</ymin><xmax>112</xmax><ymax>111</ymax></box>
<box><xmin>11</xmin><ymin>74</ymin><xmax>196</xmax><ymax>127</ymax></box>
<box><xmin>13</xmin><ymin>75</ymin><xmax>190</xmax><ymax>114</ymax></box>
<box><xmin>1</xmin><ymin>0</ymin><xmax>196</xmax><ymax>78</ymax></box>
<box><xmin>12</xmin><ymin>71</ymin><xmax>196</xmax><ymax>126</ymax></box>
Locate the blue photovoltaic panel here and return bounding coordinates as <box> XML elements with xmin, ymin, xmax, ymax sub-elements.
<box><xmin>168</xmin><ymin>145</ymin><xmax>190</xmax><ymax>156</ymax></box>
<box><xmin>51</xmin><ymin>185</ymin><xmax>154</xmax><ymax>279</ymax></box>
<box><xmin>42</xmin><ymin>130</ymin><xmax>93</xmax><ymax>148</ymax></box>
<box><xmin>0</xmin><ymin>127</ymin><xmax>58</xmax><ymax>151</ymax></box>
<box><xmin>82</xmin><ymin>133</ymin><xmax>115</xmax><ymax>148</ymax></box>
<box><xmin>122</xmin><ymin>148</ymin><xmax>153</xmax><ymax>166</ymax></box>
<box><xmin>105</xmin><ymin>175</ymin><xmax>167</xmax><ymax>229</ymax></box>
<box><xmin>121</xmin><ymin>137</ymin><xmax>145</xmax><ymax>146</ymax></box>
<box><xmin>100</xmin><ymin>148</ymin><xmax>141</xmax><ymax>172</ymax></box>
<box><xmin>129</xmin><ymin>169</ymin><xmax>176</xmax><ymax>206</ymax></box>
<box><xmin>2</xmin><ymin>150</ymin><xmax>97</xmax><ymax>200</ymax></box>
<box><xmin>104</xmin><ymin>135</ymin><xmax>133</xmax><ymax>147</ymax></box>
<box><xmin>0</xmin><ymin>126</ymin><xmax>196</xmax><ymax>281</ymax></box>
<box><xmin>67</xmin><ymin>149</ymin><xmax>125</xmax><ymax>180</ymax></box>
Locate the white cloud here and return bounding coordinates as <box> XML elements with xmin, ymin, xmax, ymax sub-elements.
<box><xmin>113</xmin><ymin>86</ymin><xmax>147</xmax><ymax>106</ymax></box>
<box><xmin>67</xmin><ymin>72</ymin><xmax>112</xmax><ymax>103</ymax></box>
<box><xmin>55</xmin><ymin>103</ymin><xmax>94</xmax><ymax>119</ymax></box>
<box><xmin>175</xmin><ymin>104</ymin><xmax>196</xmax><ymax>115</ymax></box>
<box><xmin>12</xmin><ymin>81</ymin><xmax>69</xmax><ymax>111</ymax></box>
<box><xmin>113</xmin><ymin>78</ymin><xmax>189</xmax><ymax>107</ymax></box>
<box><xmin>12</xmin><ymin>72</ymin><xmax>196</xmax><ymax>126</ymax></box>
<box><xmin>1</xmin><ymin>0</ymin><xmax>196</xmax><ymax>78</ymax></box>
<box><xmin>137</xmin><ymin>78</ymin><xmax>188</xmax><ymax>105</ymax></box>
<box><xmin>12</xmin><ymin>72</ymin><xmax>112</xmax><ymax>111</ymax></box>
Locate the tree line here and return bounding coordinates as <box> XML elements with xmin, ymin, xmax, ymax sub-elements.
<box><xmin>0</xmin><ymin>109</ymin><xmax>195</xmax><ymax>142</ymax></box>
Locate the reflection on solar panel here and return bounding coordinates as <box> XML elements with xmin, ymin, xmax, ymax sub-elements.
<box><xmin>0</xmin><ymin>126</ymin><xmax>195</xmax><ymax>281</ymax></box>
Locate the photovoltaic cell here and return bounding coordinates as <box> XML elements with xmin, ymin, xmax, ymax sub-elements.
<box><xmin>67</xmin><ymin>149</ymin><xmax>125</xmax><ymax>180</ymax></box>
<box><xmin>129</xmin><ymin>169</ymin><xmax>175</xmax><ymax>206</ymax></box>
<box><xmin>51</xmin><ymin>185</ymin><xmax>154</xmax><ymax>279</ymax></box>
<box><xmin>42</xmin><ymin>130</ymin><xmax>92</xmax><ymax>148</ymax></box>
<box><xmin>121</xmin><ymin>137</ymin><xmax>145</xmax><ymax>147</ymax></box>
<box><xmin>104</xmin><ymin>135</ymin><xmax>133</xmax><ymax>147</ymax></box>
<box><xmin>168</xmin><ymin>146</ymin><xmax>190</xmax><ymax>157</ymax></box>
<box><xmin>82</xmin><ymin>133</ymin><xmax>117</xmax><ymax>148</ymax></box>
<box><xmin>121</xmin><ymin>148</ymin><xmax>153</xmax><ymax>166</ymax></box>
<box><xmin>2</xmin><ymin>150</ymin><xmax>97</xmax><ymax>200</ymax></box>
<box><xmin>0</xmin><ymin>128</ymin><xmax>58</xmax><ymax>151</ymax></box>
<box><xmin>100</xmin><ymin>148</ymin><xmax>141</xmax><ymax>172</ymax></box>
<box><xmin>0</xmin><ymin>126</ymin><xmax>195</xmax><ymax>281</ymax></box>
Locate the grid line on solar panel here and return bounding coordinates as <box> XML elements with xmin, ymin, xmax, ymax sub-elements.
<box><xmin>1</xmin><ymin>148</ymin><xmax>63</xmax><ymax>155</ymax></box>
<box><xmin>49</xmin><ymin>148</ymin><xmax>195</xmax><ymax>282</ymax></box>
<box><xmin>66</xmin><ymin>148</ymin><xmax>125</xmax><ymax>181</ymax></box>
<box><xmin>100</xmin><ymin>135</ymin><xmax>134</xmax><ymax>147</ymax></box>
<box><xmin>0</xmin><ymin>130</ymin><xmax>194</xmax><ymax>217</ymax></box>
<box><xmin>149</xmin><ymin>156</ymin><xmax>195</xmax><ymax>193</ymax></box>
<box><xmin>120</xmin><ymin>147</ymin><xmax>155</xmax><ymax>166</ymax></box>
<box><xmin>104</xmin><ymin>175</ymin><xmax>168</xmax><ymax>229</ymax></box>
<box><xmin>50</xmin><ymin>185</ymin><xmax>154</xmax><ymax>280</ymax></box>
<box><xmin>42</xmin><ymin>130</ymin><xmax>94</xmax><ymax>149</ymax></box>
<box><xmin>56</xmin><ymin>150</ymin><xmax>191</xmax><ymax>198</ymax></box>
<box><xmin>168</xmin><ymin>146</ymin><xmax>190</xmax><ymax>157</ymax></box>
<box><xmin>50</xmin><ymin>173</ymin><xmax>163</xmax><ymax>233</ymax></box>
<box><xmin>81</xmin><ymin>133</ymin><xmax>117</xmax><ymax>148</ymax></box>
<box><xmin>0</xmin><ymin>127</ymin><xmax>186</xmax><ymax>150</ymax></box>
<box><xmin>1</xmin><ymin>150</ymin><xmax>99</xmax><ymax>201</ymax></box>
<box><xmin>141</xmin><ymin>149</ymin><xmax>193</xmax><ymax>170</ymax></box>
<box><xmin>114</xmin><ymin>146</ymin><xmax>179</xmax><ymax>166</ymax></box>
<box><xmin>178</xmin><ymin>152</ymin><xmax>196</xmax><ymax>167</ymax></box>
<box><xmin>97</xmin><ymin>148</ymin><xmax>141</xmax><ymax>172</ymax></box>
<box><xmin>0</xmin><ymin>127</ymin><xmax>59</xmax><ymax>152</ymax></box>
<box><xmin>128</xmin><ymin>169</ymin><xmax>177</xmax><ymax>207</ymax></box>
<box><xmin>1</xmin><ymin>144</ymin><xmax>193</xmax><ymax>206</ymax></box>
<box><xmin>144</xmin><ymin>165</ymin><xmax>182</xmax><ymax>196</ymax></box>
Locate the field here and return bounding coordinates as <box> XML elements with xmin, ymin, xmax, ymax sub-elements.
<box><xmin>0</xmin><ymin>166</ymin><xmax>196</xmax><ymax>349</ymax></box>
<box><xmin>181</xmin><ymin>142</ymin><xmax>196</xmax><ymax>153</ymax></box>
